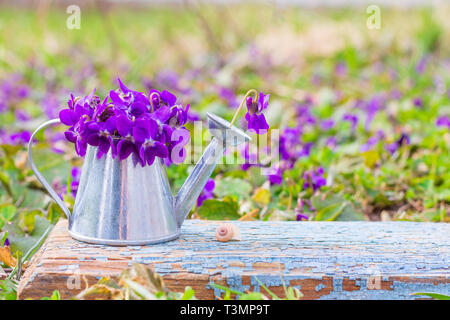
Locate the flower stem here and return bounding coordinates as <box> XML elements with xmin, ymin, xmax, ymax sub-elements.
<box><xmin>229</xmin><ymin>89</ymin><xmax>258</xmax><ymax>127</ymax></box>
<box><xmin>149</xmin><ymin>92</ymin><xmax>160</xmax><ymax>112</ymax></box>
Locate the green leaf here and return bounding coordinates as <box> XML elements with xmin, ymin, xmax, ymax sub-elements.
<box><xmin>413</xmin><ymin>292</ymin><xmax>450</xmax><ymax>300</ymax></box>
<box><xmin>18</xmin><ymin>209</ymin><xmax>43</xmax><ymax>234</ymax></box>
<box><xmin>214</xmin><ymin>178</ymin><xmax>252</xmax><ymax>201</ymax></box>
<box><xmin>0</xmin><ymin>145</ymin><xmax>21</xmax><ymax>158</ymax></box>
<box><xmin>223</xmin><ymin>289</ymin><xmax>231</xmax><ymax>300</ymax></box>
<box><xmin>311</xmin><ymin>193</ymin><xmax>344</xmax><ymax>210</ymax></box>
<box><xmin>3</xmin><ymin>216</ymin><xmax>52</xmax><ymax>256</ymax></box>
<box><xmin>238</xmin><ymin>292</ymin><xmax>265</xmax><ymax>300</ymax></box>
<box><xmin>336</xmin><ymin>204</ymin><xmax>365</xmax><ymax>221</ymax></box>
<box><xmin>0</xmin><ymin>205</ymin><xmax>17</xmax><ymax>224</ymax></box>
<box><xmin>285</xmin><ymin>286</ymin><xmax>303</xmax><ymax>300</ymax></box>
<box><xmin>47</xmin><ymin>202</ymin><xmax>64</xmax><ymax>224</ymax></box>
<box><xmin>315</xmin><ymin>202</ymin><xmax>346</xmax><ymax>221</ymax></box>
<box><xmin>0</xmin><ymin>232</ymin><xmax>7</xmax><ymax>246</ymax></box>
<box><xmin>41</xmin><ymin>290</ymin><xmax>61</xmax><ymax>300</ymax></box>
<box><xmin>197</xmin><ymin>198</ymin><xmax>240</xmax><ymax>220</ymax></box>
<box><xmin>254</xmin><ymin>276</ymin><xmax>280</xmax><ymax>300</ymax></box>
<box><xmin>181</xmin><ymin>286</ymin><xmax>195</xmax><ymax>300</ymax></box>
<box><xmin>210</xmin><ymin>283</ymin><xmax>245</xmax><ymax>296</ymax></box>
<box><xmin>0</xmin><ymin>172</ymin><xmax>13</xmax><ymax>198</ymax></box>
<box><xmin>0</xmin><ymin>279</ymin><xmax>17</xmax><ymax>300</ymax></box>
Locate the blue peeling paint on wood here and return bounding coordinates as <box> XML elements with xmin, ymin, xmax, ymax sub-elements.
<box><xmin>19</xmin><ymin>220</ymin><xmax>450</xmax><ymax>299</ymax></box>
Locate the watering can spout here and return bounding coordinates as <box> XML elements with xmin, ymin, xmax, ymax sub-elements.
<box><xmin>174</xmin><ymin>112</ymin><xmax>251</xmax><ymax>227</ymax></box>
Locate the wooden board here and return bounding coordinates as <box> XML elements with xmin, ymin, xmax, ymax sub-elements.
<box><xmin>17</xmin><ymin>220</ymin><xmax>450</xmax><ymax>300</ymax></box>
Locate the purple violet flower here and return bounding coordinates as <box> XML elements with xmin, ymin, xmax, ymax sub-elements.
<box><xmin>303</xmin><ymin>167</ymin><xmax>327</xmax><ymax>192</ymax></box>
<box><xmin>279</xmin><ymin>126</ymin><xmax>313</xmax><ymax>168</ymax></box>
<box><xmin>268</xmin><ymin>166</ymin><xmax>283</xmax><ymax>186</ymax></box>
<box><xmin>197</xmin><ymin>179</ymin><xmax>215</xmax><ymax>207</ymax></box>
<box><xmin>320</xmin><ymin>119</ymin><xmax>334</xmax><ymax>131</ymax></box>
<box><xmin>413</xmin><ymin>97</ymin><xmax>423</xmax><ymax>108</ymax></box>
<box><xmin>342</xmin><ymin>113</ymin><xmax>358</xmax><ymax>131</ymax></box>
<box><xmin>360</xmin><ymin>130</ymin><xmax>385</xmax><ymax>152</ymax></box>
<box><xmin>326</xmin><ymin>137</ymin><xmax>337</xmax><ymax>150</ymax></box>
<box><xmin>385</xmin><ymin>133</ymin><xmax>410</xmax><ymax>154</ymax></box>
<box><xmin>218</xmin><ymin>87</ymin><xmax>238</xmax><ymax>108</ymax></box>
<box><xmin>4</xmin><ymin>131</ymin><xmax>32</xmax><ymax>145</ymax></box>
<box><xmin>416</xmin><ymin>56</ymin><xmax>429</xmax><ymax>74</ymax></box>
<box><xmin>15</xmin><ymin>109</ymin><xmax>31</xmax><ymax>122</ymax></box>
<box><xmin>245</xmin><ymin>92</ymin><xmax>270</xmax><ymax>134</ymax></box>
<box><xmin>59</xmin><ymin>79</ymin><xmax>191</xmax><ymax>166</ymax></box>
<box><xmin>295</xmin><ymin>199</ymin><xmax>309</xmax><ymax>221</ymax></box>
<box><xmin>240</xmin><ymin>143</ymin><xmax>259</xmax><ymax>171</ymax></box>
<box><xmin>436</xmin><ymin>115</ymin><xmax>450</xmax><ymax>129</ymax></box>
<box><xmin>0</xmin><ymin>75</ymin><xmax>30</xmax><ymax>113</ymax></box>
<box><xmin>335</xmin><ymin>62</ymin><xmax>347</xmax><ymax>77</ymax></box>
<box><xmin>296</xmin><ymin>100</ymin><xmax>316</xmax><ymax>126</ymax></box>
<box><xmin>364</xmin><ymin>96</ymin><xmax>384</xmax><ymax>131</ymax></box>
<box><xmin>70</xmin><ymin>167</ymin><xmax>81</xmax><ymax>198</ymax></box>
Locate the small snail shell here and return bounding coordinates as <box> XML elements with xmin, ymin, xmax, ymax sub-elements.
<box><xmin>215</xmin><ymin>223</ymin><xmax>241</xmax><ymax>242</ymax></box>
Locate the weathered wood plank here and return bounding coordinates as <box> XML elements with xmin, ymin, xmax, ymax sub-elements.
<box><xmin>18</xmin><ymin>220</ymin><xmax>450</xmax><ymax>299</ymax></box>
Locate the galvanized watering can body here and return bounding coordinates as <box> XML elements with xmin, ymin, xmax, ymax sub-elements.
<box><xmin>28</xmin><ymin>113</ymin><xmax>250</xmax><ymax>245</ymax></box>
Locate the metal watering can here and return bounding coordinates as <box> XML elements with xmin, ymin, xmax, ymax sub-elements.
<box><xmin>28</xmin><ymin>113</ymin><xmax>250</xmax><ymax>245</ymax></box>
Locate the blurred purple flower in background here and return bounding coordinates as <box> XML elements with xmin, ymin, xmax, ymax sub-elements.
<box><xmin>268</xmin><ymin>166</ymin><xmax>283</xmax><ymax>185</ymax></box>
<box><xmin>342</xmin><ymin>113</ymin><xmax>358</xmax><ymax>131</ymax></box>
<box><xmin>385</xmin><ymin>133</ymin><xmax>410</xmax><ymax>154</ymax></box>
<box><xmin>70</xmin><ymin>167</ymin><xmax>81</xmax><ymax>197</ymax></box>
<box><xmin>295</xmin><ymin>199</ymin><xmax>309</xmax><ymax>221</ymax></box>
<box><xmin>296</xmin><ymin>100</ymin><xmax>316</xmax><ymax>126</ymax></box>
<box><xmin>360</xmin><ymin>130</ymin><xmax>385</xmax><ymax>152</ymax></box>
<box><xmin>42</xmin><ymin>93</ymin><xmax>63</xmax><ymax>119</ymax></box>
<box><xmin>52</xmin><ymin>166</ymin><xmax>81</xmax><ymax>199</ymax></box>
<box><xmin>364</xmin><ymin>95</ymin><xmax>384</xmax><ymax>130</ymax></box>
<box><xmin>335</xmin><ymin>61</ymin><xmax>347</xmax><ymax>78</ymax></box>
<box><xmin>295</xmin><ymin>198</ymin><xmax>315</xmax><ymax>221</ymax></box>
<box><xmin>416</xmin><ymin>55</ymin><xmax>429</xmax><ymax>74</ymax></box>
<box><xmin>303</xmin><ymin>167</ymin><xmax>327</xmax><ymax>192</ymax></box>
<box><xmin>326</xmin><ymin>136</ymin><xmax>337</xmax><ymax>149</ymax></box>
<box><xmin>436</xmin><ymin>115</ymin><xmax>450</xmax><ymax>129</ymax></box>
<box><xmin>240</xmin><ymin>143</ymin><xmax>259</xmax><ymax>171</ymax></box>
<box><xmin>320</xmin><ymin>119</ymin><xmax>334</xmax><ymax>131</ymax></box>
<box><xmin>0</xmin><ymin>130</ymin><xmax>31</xmax><ymax>145</ymax></box>
<box><xmin>197</xmin><ymin>178</ymin><xmax>215</xmax><ymax>207</ymax></box>
<box><xmin>15</xmin><ymin>109</ymin><xmax>31</xmax><ymax>122</ymax></box>
<box><xmin>279</xmin><ymin>125</ymin><xmax>313</xmax><ymax>169</ymax></box>
<box><xmin>218</xmin><ymin>87</ymin><xmax>238</xmax><ymax>108</ymax></box>
<box><xmin>389</xmin><ymin>89</ymin><xmax>403</xmax><ymax>100</ymax></box>
<box><xmin>156</xmin><ymin>70</ymin><xmax>191</xmax><ymax>95</ymax></box>
<box><xmin>413</xmin><ymin>97</ymin><xmax>423</xmax><ymax>108</ymax></box>
<box><xmin>0</xmin><ymin>75</ymin><xmax>30</xmax><ymax>113</ymax></box>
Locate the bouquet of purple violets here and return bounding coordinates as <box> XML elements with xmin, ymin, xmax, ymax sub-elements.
<box><xmin>59</xmin><ymin>79</ymin><xmax>190</xmax><ymax>167</ymax></box>
<box><xmin>60</xmin><ymin>80</ymin><xmax>271</xmax><ymax>168</ymax></box>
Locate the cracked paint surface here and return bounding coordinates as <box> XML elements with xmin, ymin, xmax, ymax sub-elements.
<box><xmin>17</xmin><ymin>220</ymin><xmax>450</xmax><ymax>299</ymax></box>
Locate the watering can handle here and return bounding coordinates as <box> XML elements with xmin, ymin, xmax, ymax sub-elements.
<box><xmin>27</xmin><ymin>118</ymin><xmax>71</xmax><ymax>220</ymax></box>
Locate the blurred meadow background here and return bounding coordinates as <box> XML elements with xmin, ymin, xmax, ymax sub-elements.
<box><xmin>0</xmin><ymin>0</ymin><xmax>449</xmax><ymax>294</ymax></box>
